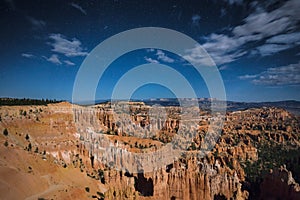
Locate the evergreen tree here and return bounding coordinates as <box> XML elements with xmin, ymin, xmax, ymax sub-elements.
<box><xmin>3</xmin><ymin>128</ymin><xmax>8</xmax><ymax>136</ymax></box>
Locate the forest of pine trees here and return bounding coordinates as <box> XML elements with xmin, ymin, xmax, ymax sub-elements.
<box><xmin>0</xmin><ymin>98</ymin><xmax>62</xmax><ymax>106</ymax></box>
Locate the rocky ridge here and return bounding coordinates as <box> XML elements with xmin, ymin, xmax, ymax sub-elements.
<box><xmin>0</xmin><ymin>102</ymin><xmax>299</xmax><ymax>199</ymax></box>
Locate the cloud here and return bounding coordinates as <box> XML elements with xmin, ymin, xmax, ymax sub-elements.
<box><xmin>219</xmin><ymin>65</ymin><xmax>228</xmax><ymax>71</ymax></box>
<box><xmin>45</xmin><ymin>54</ymin><xmax>62</xmax><ymax>65</ymax></box>
<box><xmin>145</xmin><ymin>49</ymin><xmax>175</xmax><ymax>64</ymax></box>
<box><xmin>238</xmin><ymin>74</ymin><xmax>258</xmax><ymax>80</ymax></box>
<box><xmin>156</xmin><ymin>50</ymin><xmax>174</xmax><ymax>63</ymax></box>
<box><xmin>252</xmin><ymin>31</ymin><xmax>300</xmax><ymax>56</ymax></box>
<box><xmin>233</xmin><ymin>0</ymin><xmax>300</xmax><ymax>38</ymax></box>
<box><xmin>186</xmin><ymin>0</ymin><xmax>300</xmax><ymax>65</ymax></box>
<box><xmin>48</xmin><ymin>33</ymin><xmax>88</xmax><ymax>57</ymax></box>
<box><xmin>202</xmin><ymin>34</ymin><xmax>250</xmax><ymax>64</ymax></box>
<box><xmin>185</xmin><ymin>29</ymin><xmax>249</xmax><ymax>66</ymax></box>
<box><xmin>21</xmin><ymin>53</ymin><xmax>35</xmax><ymax>58</ymax></box>
<box><xmin>223</xmin><ymin>0</ymin><xmax>244</xmax><ymax>5</ymax></box>
<box><xmin>191</xmin><ymin>14</ymin><xmax>201</xmax><ymax>26</ymax></box>
<box><xmin>220</xmin><ymin>8</ymin><xmax>227</xmax><ymax>17</ymax></box>
<box><xmin>233</xmin><ymin>14</ymin><xmax>290</xmax><ymax>39</ymax></box>
<box><xmin>146</xmin><ymin>48</ymin><xmax>155</xmax><ymax>52</ymax></box>
<box><xmin>64</xmin><ymin>60</ymin><xmax>75</xmax><ymax>66</ymax></box>
<box><xmin>43</xmin><ymin>55</ymin><xmax>76</xmax><ymax>66</ymax></box>
<box><xmin>183</xmin><ymin>44</ymin><xmax>216</xmax><ymax>66</ymax></box>
<box><xmin>27</xmin><ymin>17</ymin><xmax>46</xmax><ymax>30</ymax></box>
<box><xmin>253</xmin><ymin>32</ymin><xmax>300</xmax><ymax>56</ymax></box>
<box><xmin>239</xmin><ymin>62</ymin><xmax>300</xmax><ymax>86</ymax></box>
<box><xmin>144</xmin><ymin>57</ymin><xmax>159</xmax><ymax>64</ymax></box>
<box><xmin>144</xmin><ymin>49</ymin><xmax>176</xmax><ymax>64</ymax></box>
<box><xmin>255</xmin><ymin>44</ymin><xmax>292</xmax><ymax>56</ymax></box>
<box><xmin>70</xmin><ymin>3</ymin><xmax>87</xmax><ymax>15</ymax></box>
<box><xmin>183</xmin><ymin>34</ymin><xmax>248</xmax><ymax>66</ymax></box>
<box><xmin>266</xmin><ymin>32</ymin><xmax>300</xmax><ymax>45</ymax></box>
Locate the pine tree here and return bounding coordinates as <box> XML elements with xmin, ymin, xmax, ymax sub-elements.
<box><xmin>3</xmin><ymin>128</ymin><xmax>8</xmax><ymax>136</ymax></box>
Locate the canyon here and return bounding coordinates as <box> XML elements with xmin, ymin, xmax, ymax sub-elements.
<box><xmin>0</xmin><ymin>100</ymin><xmax>299</xmax><ymax>199</ymax></box>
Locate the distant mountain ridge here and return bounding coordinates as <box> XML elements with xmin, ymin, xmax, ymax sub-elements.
<box><xmin>226</xmin><ymin>100</ymin><xmax>300</xmax><ymax>115</ymax></box>
<box><xmin>97</xmin><ymin>98</ymin><xmax>300</xmax><ymax>116</ymax></box>
<box><xmin>1</xmin><ymin>97</ymin><xmax>299</xmax><ymax>116</ymax></box>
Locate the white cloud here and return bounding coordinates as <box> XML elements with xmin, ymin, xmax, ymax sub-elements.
<box><xmin>43</xmin><ymin>55</ymin><xmax>76</xmax><ymax>66</ymax></box>
<box><xmin>266</xmin><ymin>32</ymin><xmax>300</xmax><ymax>45</ymax></box>
<box><xmin>144</xmin><ymin>49</ymin><xmax>176</xmax><ymax>64</ymax></box>
<box><xmin>255</xmin><ymin>44</ymin><xmax>292</xmax><ymax>56</ymax></box>
<box><xmin>239</xmin><ymin>62</ymin><xmax>300</xmax><ymax>86</ymax></box>
<box><xmin>233</xmin><ymin>0</ymin><xmax>300</xmax><ymax>38</ymax></box>
<box><xmin>156</xmin><ymin>50</ymin><xmax>174</xmax><ymax>63</ymax></box>
<box><xmin>223</xmin><ymin>0</ymin><xmax>244</xmax><ymax>5</ymax></box>
<box><xmin>219</xmin><ymin>65</ymin><xmax>228</xmax><ymax>71</ymax></box>
<box><xmin>145</xmin><ymin>49</ymin><xmax>175</xmax><ymax>64</ymax></box>
<box><xmin>233</xmin><ymin>14</ymin><xmax>291</xmax><ymax>38</ymax></box>
<box><xmin>64</xmin><ymin>60</ymin><xmax>75</xmax><ymax>66</ymax></box>
<box><xmin>70</xmin><ymin>3</ymin><xmax>87</xmax><ymax>15</ymax></box>
<box><xmin>238</xmin><ymin>74</ymin><xmax>258</xmax><ymax>80</ymax></box>
<box><xmin>252</xmin><ymin>31</ymin><xmax>300</xmax><ymax>56</ymax></box>
<box><xmin>191</xmin><ymin>14</ymin><xmax>201</xmax><ymax>26</ymax></box>
<box><xmin>48</xmin><ymin>33</ymin><xmax>88</xmax><ymax>57</ymax></box>
<box><xmin>146</xmin><ymin>48</ymin><xmax>155</xmax><ymax>52</ymax></box>
<box><xmin>144</xmin><ymin>57</ymin><xmax>159</xmax><ymax>64</ymax></box>
<box><xmin>21</xmin><ymin>53</ymin><xmax>34</xmax><ymax>58</ymax></box>
<box><xmin>183</xmin><ymin>44</ymin><xmax>216</xmax><ymax>66</ymax></box>
<box><xmin>220</xmin><ymin>8</ymin><xmax>227</xmax><ymax>17</ymax></box>
<box><xmin>27</xmin><ymin>17</ymin><xmax>46</xmax><ymax>30</ymax></box>
<box><xmin>45</xmin><ymin>54</ymin><xmax>62</xmax><ymax>65</ymax></box>
<box><xmin>191</xmin><ymin>0</ymin><xmax>300</xmax><ymax>65</ymax></box>
<box><xmin>184</xmin><ymin>35</ymin><xmax>248</xmax><ymax>66</ymax></box>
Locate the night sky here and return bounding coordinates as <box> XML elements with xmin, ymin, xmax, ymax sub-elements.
<box><xmin>0</xmin><ymin>0</ymin><xmax>299</xmax><ymax>102</ymax></box>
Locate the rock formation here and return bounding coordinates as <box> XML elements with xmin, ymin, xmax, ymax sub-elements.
<box><xmin>259</xmin><ymin>166</ymin><xmax>300</xmax><ymax>200</ymax></box>
<box><xmin>0</xmin><ymin>101</ymin><xmax>299</xmax><ymax>199</ymax></box>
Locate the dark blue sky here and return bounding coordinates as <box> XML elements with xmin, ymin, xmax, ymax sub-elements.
<box><xmin>0</xmin><ymin>0</ymin><xmax>299</xmax><ymax>102</ymax></box>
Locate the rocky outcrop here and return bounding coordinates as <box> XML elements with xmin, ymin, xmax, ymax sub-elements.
<box><xmin>62</xmin><ymin>104</ymin><xmax>300</xmax><ymax>200</ymax></box>
<box><xmin>99</xmin><ymin>155</ymin><xmax>249</xmax><ymax>200</ymax></box>
<box><xmin>259</xmin><ymin>166</ymin><xmax>300</xmax><ymax>200</ymax></box>
<box><xmin>150</xmin><ymin>156</ymin><xmax>248</xmax><ymax>200</ymax></box>
<box><xmin>1</xmin><ymin>102</ymin><xmax>300</xmax><ymax>200</ymax></box>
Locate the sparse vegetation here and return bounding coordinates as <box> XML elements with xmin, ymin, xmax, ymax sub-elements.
<box><xmin>244</xmin><ymin>141</ymin><xmax>300</xmax><ymax>182</ymax></box>
<box><xmin>27</xmin><ymin>143</ymin><xmax>32</xmax><ymax>151</ymax></box>
<box><xmin>98</xmin><ymin>169</ymin><xmax>105</xmax><ymax>184</ymax></box>
<box><xmin>25</xmin><ymin>134</ymin><xmax>30</xmax><ymax>140</ymax></box>
<box><xmin>0</xmin><ymin>98</ymin><xmax>61</xmax><ymax>106</ymax></box>
<box><xmin>97</xmin><ymin>191</ymin><xmax>105</xmax><ymax>200</ymax></box>
<box><xmin>190</xmin><ymin>142</ymin><xmax>197</xmax><ymax>150</ymax></box>
<box><xmin>4</xmin><ymin>140</ymin><xmax>8</xmax><ymax>147</ymax></box>
<box><xmin>85</xmin><ymin>187</ymin><xmax>90</xmax><ymax>192</ymax></box>
<box><xmin>3</xmin><ymin>128</ymin><xmax>8</xmax><ymax>136</ymax></box>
